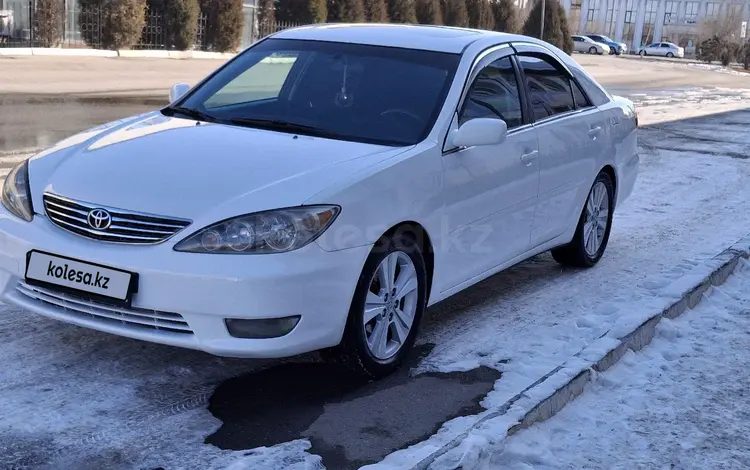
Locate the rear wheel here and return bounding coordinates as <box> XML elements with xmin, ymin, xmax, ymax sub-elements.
<box><xmin>551</xmin><ymin>171</ymin><xmax>614</xmax><ymax>268</ymax></box>
<box><xmin>589</xmin><ymin>46</ymin><xmax>598</xmax><ymax>54</ymax></box>
<box><xmin>333</xmin><ymin>232</ymin><xmax>427</xmax><ymax>378</ymax></box>
<box><xmin>666</xmin><ymin>52</ymin><xmax>674</xmax><ymax>58</ymax></box>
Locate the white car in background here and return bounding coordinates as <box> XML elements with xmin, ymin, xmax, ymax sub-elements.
<box><xmin>0</xmin><ymin>25</ymin><xmax>639</xmax><ymax>378</ymax></box>
<box><xmin>572</xmin><ymin>35</ymin><xmax>610</xmax><ymax>55</ymax></box>
<box><xmin>638</xmin><ymin>41</ymin><xmax>685</xmax><ymax>58</ymax></box>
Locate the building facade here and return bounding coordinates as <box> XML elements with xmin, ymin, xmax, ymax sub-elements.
<box><xmin>560</xmin><ymin>0</ymin><xmax>749</xmax><ymax>53</ymax></box>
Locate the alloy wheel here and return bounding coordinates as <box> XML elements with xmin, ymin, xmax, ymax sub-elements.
<box><xmin>362</xmin><ymin>251</ymin><xmax>419</xmax><ymax>360</ymax></box>
<box><xmin>583</xmin><ymin>181</ymin><xmax>610</xmax><ymax>257</ymax></box>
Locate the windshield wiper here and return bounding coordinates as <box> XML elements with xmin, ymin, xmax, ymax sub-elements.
<box><xmin>229</xmin><ymin>117</ymin><xmax>340</xmax><ymax>138</ymax></box>
<box><xmin>162</xmin><ymin>106</ymin><xmax>218</xmax><ymax>123</ymax></box>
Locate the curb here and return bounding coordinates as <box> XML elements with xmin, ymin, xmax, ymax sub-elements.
<box><xmin>409</xmin><ymin>237</ymin><xmax>750</xmax><ymax>470</ymax></box>
<box><xmin>0</xmin><ymin>47</ymin><xmax>235</xmax><ymax>60</ymax></box>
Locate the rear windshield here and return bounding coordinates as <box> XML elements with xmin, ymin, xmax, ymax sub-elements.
<box><xmin>177</xmin><ymin>38</ymin><xmax>460</xmax><ymax>146</ymax></box>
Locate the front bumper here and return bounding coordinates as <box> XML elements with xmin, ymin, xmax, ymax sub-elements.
<box><xmin>0</xmin><ymin>209</ymin><xmax>372</xmax><ymax>358</ymax></box>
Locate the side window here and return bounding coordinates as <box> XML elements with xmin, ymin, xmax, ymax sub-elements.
<box><xmin>570</xmin><ymin>66</ymin><xmax>610</xmax><ymax>106</ymax></box>
<box><xmin>459</xmin><ymin>56</ymin><xmax>523</xmax><ymax>129</ymax></box>
<box><xmin>517</xmin><ymin>54</ymin><xmax>576</xmax><ymax>121</ymax></box>
<box><xmin>571</xmin><ymin>79</ymin><xmax>592</xmax><ymax>108</ymax></box>
<box><xmin>660</xmin><ymin>43</ymin><xmax>670</xmax><ymax>48</ymax></box>
<box><xmin>204</xmin><ymin>52</ymin><xmax>299</xmax><ymax>109</ymax></box>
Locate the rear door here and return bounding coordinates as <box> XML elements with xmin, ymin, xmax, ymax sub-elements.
<box><xmin>511</xmin><ymin>43</ymin><xmax>608</xmax><ymax>246</ymax></box>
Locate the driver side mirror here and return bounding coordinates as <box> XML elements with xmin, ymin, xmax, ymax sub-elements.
<box><xmin>169</xmin><ymin>82</ymin><xmax>191</xmax><ymax>103</ymax></box>
<box><xmin>449</xmin><ymin>118</ymin><xmax>508</xmax><ymax>149</ymax></box>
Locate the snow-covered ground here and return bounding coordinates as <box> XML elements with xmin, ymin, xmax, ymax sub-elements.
<box><xmin>487</xmin><ymin>259</ymin><xmax>750</xmax><ymax>470</ymax></box>
<box><xmin>1</xmin><ymin>88</ymin><xmax>750</xmax><ymax>470</ymax></box>
<box><xmin>686</xmin><ymin>62</ymin><xmax>748</xmax><ymax>76</ymax></box>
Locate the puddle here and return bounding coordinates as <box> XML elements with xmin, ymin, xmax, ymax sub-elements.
<box><xmin>206</xmin><ymin>344</ymin><xmax>501</xmax><ymax>470</ymax></box>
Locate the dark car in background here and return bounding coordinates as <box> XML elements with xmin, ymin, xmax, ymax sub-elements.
<box><xmin>585</xmin><ymin>34</ymin><xmax>628</xmax><ymax>55</ymax></box>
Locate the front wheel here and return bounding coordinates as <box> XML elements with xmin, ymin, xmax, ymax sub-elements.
<box><xmin>333</xmin><ymin>232</ymin><xmax>427</xmax><ymax>378</ymax></box>
<box><xmin>551</xmin><ymin>171</ymin><xmax>615</xmax><ymax>268</ymax></box>
<box><xmin>589</xmin><ymin>46</ymin><xmax>598</xmax><ymax>54</ymax></box>
<box><xmin>639</xmin><ymin>50</ymin><xmax>646</xmax><ymax>56</ymax></box>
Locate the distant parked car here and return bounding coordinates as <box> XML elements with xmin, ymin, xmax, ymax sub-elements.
<box><xmin>572</xmin><ymin>35</ymin><xmax>610</xmax><ymax>55</ymax></box>
<box><xmin>584</xmin><ymin>34</ymin><xmax>627</xmax><ymax>55</ymax></box>
<box><xmin>638</xmin><ymin>42</ymin><xmax>685</xmax><ymax>58</ymax></box>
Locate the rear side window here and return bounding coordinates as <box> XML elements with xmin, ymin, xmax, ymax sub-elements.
<box><xmin>569</xmin><ymin>66</ymin><xmax>610</xmax><ymax>106</ymax></box>
<box><xmin>517</xmin><ymin>55</ymin><xmax>575</xmax><ymax>120</ymax></box>
<box><xmin>571</xmin><ymin>80</ymin><xmax>592</xmax><ymax>108</ymax></box>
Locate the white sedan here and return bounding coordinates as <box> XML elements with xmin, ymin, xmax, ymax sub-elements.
<box><xmin>572</xmin><ymin>35</ymin><xmax>610</xmax><ymax>55</ymax></box>
<box><xmin>638</xmin><ymin>41</ymin><xmax>685</xmax><ymax>58</ymax></box>
<box><xmin>0</xmin><ymin>24</ymin><xmax>639</xmax><ymax>378</ymax></box>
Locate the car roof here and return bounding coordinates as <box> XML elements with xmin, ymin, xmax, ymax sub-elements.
<box><xmin>271</xmin><ymin>23</ymin><xmax>514</xmax><ymax>53</ymax></box>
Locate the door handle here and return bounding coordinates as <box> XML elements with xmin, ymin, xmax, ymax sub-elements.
<box><xmin>588</xmin><ymin>126</ymin><xmax>602</xmax><ymax>138</ymax></box>
<box><xmin>520</xmin><ymin>150</ymin><xmax>538</xmax><ymax>166</ymax></box>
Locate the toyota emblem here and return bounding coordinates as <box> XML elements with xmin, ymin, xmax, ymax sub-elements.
<box><xmin>87</xmin><ymin>209</ymin><xmax>112</xmax><ymax>230</ymax></box>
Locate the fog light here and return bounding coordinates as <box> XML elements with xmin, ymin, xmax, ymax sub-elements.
<box><xmin>225</xmin><ymin>316</ymin><xmax>301</xmax><ymax>339</ymax></box>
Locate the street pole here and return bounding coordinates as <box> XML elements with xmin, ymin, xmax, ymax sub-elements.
<box><xmin>540</xmin><ymin>0</ymin><xmax>546</xmax><ymax>40</ymax></box>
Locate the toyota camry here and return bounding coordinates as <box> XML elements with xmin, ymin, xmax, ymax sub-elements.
<box><xmin>0</xmin><ymin>24</ymin><xmax>639</xmax><ymax>377</ymax></box>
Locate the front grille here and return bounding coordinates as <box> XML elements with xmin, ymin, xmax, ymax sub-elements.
<box><xmin>43</xmin><ymin>193</ymin><xmax>191</xmax><ymax>244</ymax></box>
<box><xmin>16</xmin><ymin>281</ymin><xmax>194</xmax><ymax>335</ymax></box>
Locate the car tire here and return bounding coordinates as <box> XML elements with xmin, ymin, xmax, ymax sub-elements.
<box><xmin>589</xmin><ymin>46</ymin><xmax>598</xmax><ymax>54</ymax></box>
<box><xmin>332</xmin><ymin>231</ymin><xmax>428</xmax><ymax>378</ymax></box>
<box><xmin>551</xmin><ymin>171</ymin><xmax>615</xmax><ymax>268</ymax></box>
<box><xmin>639</xmin><ymin>50</ymin><xmax>646</xmax><ymax>56</ymax></box>
<box><xmin>666</xmin><ymin>52</ymin><xmax>674</xmax><ymax>58</ymax></box>
<box><xmin>609</xmin><ymin>48</ymin><xmax>615</xmax><ymax>55</ymax></box>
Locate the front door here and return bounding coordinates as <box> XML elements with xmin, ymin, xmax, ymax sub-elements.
<box><xmin>439</xmin><ymin>50</ymin><xmax>540</xmax><ymax>291</ymax></box>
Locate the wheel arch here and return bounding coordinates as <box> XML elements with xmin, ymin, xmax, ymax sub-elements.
<box><xmin>378</xmin><ymin>221</ymin><xmax>435</xmax><ymax>305</ymax></box>
<box><xmin>600</xmin><ymin>164</ymin><xmax>618</xmax><ymax>208</ymax></box>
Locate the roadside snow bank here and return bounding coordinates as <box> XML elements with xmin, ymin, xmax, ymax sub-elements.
<box><xmin>489</xmin><ymin>258</ymin><xmax>750</xmax><ymax>469</ymax></box>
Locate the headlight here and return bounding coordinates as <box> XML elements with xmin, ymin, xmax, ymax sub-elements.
<box><xmin>173</xmin><ymin>205</ymin><xmax>340</xmax><ymax>254</ymax></box>
<box><xmin>1</xmin><ymin>160</ymin><xmax>33</xmax><ymax>222</ymax></box>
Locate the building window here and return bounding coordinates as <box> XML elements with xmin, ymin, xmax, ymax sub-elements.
<box><xmin>642</xmin><ymin>0</ymin><xmax>658</xmax><ymax>45</ymax></box>
<box><xmin>684</xmin><ymin>1</ymin><xmax>699</xmax><ymax>24</ymax></box>
<box><xmin>705</xmin><ymin>2</ymin><xmax>719</xmax><ymax>17</ymax></box>
<box><xmin>624</xmin><ymin>0</ymin><xmax>636</xmax><ymax>23</ymax></box>
<box><xmin>622</xmin><ymin>0</ymin><xmax>638</xmax><ymax>45</ymax></box>
<box><xmin>604</xmin><ymin>0</ymin><xmax>618</xmax><ymax>37</ymax></box>
<box><xmin>729</xmin><ymin>3</ymin><xmax>742</xmax><ymax>20</ymax></box>
<box><xmin>663</xmin><ymin>1</ymin><xmax>678</xmax><ymax>24</ymax></box>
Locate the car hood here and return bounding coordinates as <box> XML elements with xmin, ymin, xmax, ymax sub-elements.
<box><xmin>28</xmin><ymin>112</ymin><xmax>409</xmax><ymax>223</ymax></box>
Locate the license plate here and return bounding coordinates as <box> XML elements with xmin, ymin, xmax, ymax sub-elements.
<box><xmin>25</xmin><ymin>250</ymin><xmax>135</xmax><ymax>302</ymax></box>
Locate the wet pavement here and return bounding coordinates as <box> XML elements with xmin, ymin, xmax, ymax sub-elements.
<box><xmin>0</xmin><ymin>95</ymin><xmax>164</xmax><ymax>152</ymax></box>
<box><xmin>207</xmin><ymin>344</ymin><xmax>501</xmax><ymax>470</ymax></box>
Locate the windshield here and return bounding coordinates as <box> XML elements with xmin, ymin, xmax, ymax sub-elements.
<box><xmin>596</xmin><ymin>35</ymin><xmax>613</xmax><ymax>42</ymax></box>
<box><xmin>175</xmin><ymin>38</ymin><xmax>460</xmax><ymax>146</ymax></box>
